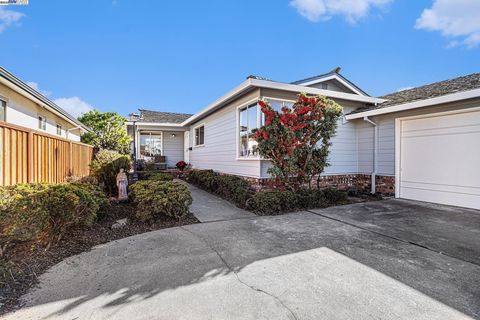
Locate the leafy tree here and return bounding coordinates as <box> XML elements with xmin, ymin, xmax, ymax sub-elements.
<box><xmin>78</xmin><ymin>110</ymin><xmax>131</xmax><ymax>154</ymax></box>
<box><xmin>255</xmin><ymin>93</ymin><xmax>343</xmax><ymax>190</ymax></box>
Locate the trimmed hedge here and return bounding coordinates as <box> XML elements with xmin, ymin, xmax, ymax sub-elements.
<box><xmin>90</xmin><ymin>150</ymin><xmax>131</xmax><ymax>195</ymax></box>
<box><xmin>0</xmin><ymin>182</ymin><xmax>109</xmax><ymax>254</ymax></box>
<box><xmin>186</xmin><ymin>170</ymin><xmax>253</xmax><ymax>208</ymax></box>
<box><xmin>129</xmin><ymin>180</ymin><xmax>192</xmax><ymax>221</ymax></box>
<box><xmin>185</xmin><ymin>170</ymin><xmax>349</xmax><ymax>215</ymax></box>
<box><xmin>247</xmin><ymin>188</ymin><xmax>348</xmax><ymax>215</ymax></box>
<box><xmin>143</xmin><ymin>172</ymin><xmax>174</xmax><ymax>181</ymax></box>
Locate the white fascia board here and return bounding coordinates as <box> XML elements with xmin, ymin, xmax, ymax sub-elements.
<box><xmin>345</xmin><ymin>88</ymin><xmax>480</xmax><ymax>120</ymax></box>
<box><xmin>296</xmin><ymin>74</ymin><xmax>366</xmax><ymax>96</ymax></box>
<box><xmin>182</xmin><ymin>79</ymin><xmax>253</xmax><ymax>126</ymax></box>
<box><xmin>251</xmin><ymin>79</ymin><xmax>384</xmax><ymax>104</ymax></box>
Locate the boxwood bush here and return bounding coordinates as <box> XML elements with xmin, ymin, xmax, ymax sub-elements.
<box><xmin>143</xmin><ymin>172</ymin><xmax>174</xmax><ymax>181</ymax></box>
<box><xmin>0</xmin><ymin>182</ymin><xmax>109</xmax><ymax>254</ymax></box>
<box><xmin>129</xmin><ymin>180</ymin><xmax>192</xmax><ymax>221</ymax></box>
<box><xmin>247</xmin><ymin>188</ymin><xmax>348</xmax><ymax>215</ymax></box>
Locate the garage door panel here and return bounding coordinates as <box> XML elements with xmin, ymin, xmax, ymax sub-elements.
<box><xmin>399</xmin><ymin>110</ymin><xmax>480</xmax><ymax>210</ymax></box>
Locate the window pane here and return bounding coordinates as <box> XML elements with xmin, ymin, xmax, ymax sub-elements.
<box><xmin>140</xmin><ymin>133</ymin><xmax>162</xmax><ymax>157</ymax></box>
<box><xmin>199</xmin><ymin>126</ymin><xmax>204</xmax><ymax>145</ymax></box>
<box><xmin>247</xmin><ymin>105</ymin><xmax>258</xmax><ymax>157</ymax></box>
<box><xmin>269</xmin><ymin>100</ymin><xmax>283</xmax><ymax>112</ymax></box>
<box><xmin>239</xmin><ymin>108</ymin><xmax>248</xmax><ymax>156</ymax></box>
<box><xmin>0</xmin><ymin>100</ymin><xmax>5</xmax><ymax>122</ymax></box>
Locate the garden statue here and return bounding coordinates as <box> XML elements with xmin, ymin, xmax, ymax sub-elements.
<box><xmin>116</xmin><ymin>168</ymin><xmax>128</xmax><ymax>200</ymax></box>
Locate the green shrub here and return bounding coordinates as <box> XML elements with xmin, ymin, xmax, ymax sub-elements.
<box><xmin>247</xmin><ymin>190</ymin><xmax>297</xmax><ymax>215</ymax></box>
<box><xmin>90</xmin><ymin>150</ymin><xmax>131</xmax><ymax>195</ymax></box>
<box><xmin>248</xmin><ymin>188</ymin><xmax>348</xmax><ymax>215</ymax></box>
<box><xmin>144</xmin><ymin>172</ymin><xmax>174</xmax><ymax>181</ymax></box>
<box><xmin>185</xmin><ymin>170</ymin><xmax>253</xmax><ymax>208</ymax></box>
<box><xmin>0</xmin><ymin>183</ymin><xmax>109</xmax><ymax>254</ymax></box>
<box><xmin>130</xmin><ymin>180</ymin><xmax>192</xmax><ymax>221</ymax></box>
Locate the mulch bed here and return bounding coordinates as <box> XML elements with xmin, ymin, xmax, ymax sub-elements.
<box><xmin>0</xmin><ymin>202</ymin><xmax>198</xmax><ymax>315</ymax></box>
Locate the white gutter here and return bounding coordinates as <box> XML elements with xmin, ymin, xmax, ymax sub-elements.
<box><xmin>363</xmin><ymin>116</ymin><xmax>378</xmax><ymax>194</ymax></box>
<box><xmin>346</xmin><ymin>88</ymin><xmax>480</xmax><ymax>120</ymax></box>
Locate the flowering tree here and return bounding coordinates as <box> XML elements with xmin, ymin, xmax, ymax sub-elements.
<box><xmin>255</xmin><ymin>93</ymin><xmax>343</xmax><ymax>190</ymax></box>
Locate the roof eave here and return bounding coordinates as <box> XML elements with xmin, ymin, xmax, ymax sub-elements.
<box><xmin>0</xmin><ymin>67</ymin><xmax>91</xmax><ymax>132</ymax></box>
<box><xmin>345</xmin><ymin>88</ymin><xmax>480</xmax><ymax>120</ymax></box>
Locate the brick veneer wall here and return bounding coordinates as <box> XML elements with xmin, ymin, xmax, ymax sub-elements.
<box><xmin>242</xmin><ymin>174</ymin><xmax>395</xmax><ymax>194</ymax></box>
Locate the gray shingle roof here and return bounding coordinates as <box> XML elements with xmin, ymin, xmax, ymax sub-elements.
<box><xmin>380</xmin><ymin>72</ymin><xmax>480</xmax><ymax>107</ymax></box>
<box><xmin>349</xmin><ymin>72</ymin><xmax>480</xmax><ymax>114</ymax></box>
<box><xmin>139</xmin><ymin>109</ymin><xmax>192</xmax><ymax>124</ymax></box>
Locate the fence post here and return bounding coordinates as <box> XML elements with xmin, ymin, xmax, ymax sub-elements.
<box><xmin>27</xmin><ymin>131</ymin><xmax>34</xmax><ymax>183</ymax></box>
<box><xmin>69</xmin><ymin>141</ymin><xmax>73</xmax><ymax>176</ymax></box>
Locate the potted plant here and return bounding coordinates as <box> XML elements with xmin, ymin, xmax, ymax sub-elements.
<box><xmin>176</xmin><ymin>161</ymin><xmax>188</xmax><ymax>171</ymax></box>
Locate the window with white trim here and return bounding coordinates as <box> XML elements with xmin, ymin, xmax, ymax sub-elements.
<box><xmin>38</xmin><ymin>116</ymin><xmax>47</xmax><ymax>130</ymax></box>
<box><xmin>261</xmin><ymin>99</ymin><xmax>295</xmax><ymax>126</ymax></box>
<box><xmin>140</xmin><ymin>132</ymin><xmax>162</xmax><ymax>158</ymax></box>
<box><xmin>239</xmin><ymin>103</ymin><xmax>260</xmax><ymax>158</ymax></box>
<box><xmin>0</xmin><ymin>99</ymin><xmax>5</xmax><ymax>122</ymax></box>
<box><xmin>194</xmin><ymin>125</ymin><xmax>204</xmax><ymax>146</ymax></box>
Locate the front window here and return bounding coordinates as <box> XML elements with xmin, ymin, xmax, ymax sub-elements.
<box><xmin>38</xmin><ymin>116</ymin><xmax>46</xmax><ymax>130</ymax></box>
<box><xmin>239</xmin><ymin>103</ymin><xmax>259</xmax><ymax>157</ymax></box>
<box><xmin>56</xmin><ymin>124</ymin><xmax>62</xmax><ymax>136</ymax></box>
<box><xmin>0</xmin><ymin>99</ymin><xmax>5</xmax><ymax>121</ymax></box>
<box><xmin>194</xmin><ymin>125</ymin><xmax>204</xmax><ymax>146</ymax></box>
<box><xmin>140</xmin><ymin>132</ymin><xmax>162</xmax><ymax>158</ymax></box>
<box><xmin>261</xmin><ymin>99</ymin><xmax>295</xmax><ymax>126</ymax></box>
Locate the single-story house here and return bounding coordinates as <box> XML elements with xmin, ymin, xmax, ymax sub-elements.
<box><xmin>0</xmin><ymin>67</ymin><xmax>89</xmax><ymax>141</ymax></box>
<box><xmin>126</xmin><ymin>69</ymin><xmax>480</xmax><ymax>210</ymax></box>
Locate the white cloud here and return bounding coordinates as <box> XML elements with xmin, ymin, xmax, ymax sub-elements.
<box><xmin>290</xmin><ymin>0</ymin><xmax>392</xmax><ymax>24</ymax></box>
<box><xmin>0</xmin><ymin>8</ymin><xmax>24</xmax><ymax>33</ymax></box>
<box><xmin>415</xmin><ymin>0</ymin><xmax>480</xmax><ymax>47</ymax></box>
<box><xmin>26</xmin><ymin>81</ymin><xmax>52</xmax><ymax>97</ymax></box>
<box><xmin>53</xmin><ymin>97</ymin><xmax>94</xmax><ymax>118</ymax></box>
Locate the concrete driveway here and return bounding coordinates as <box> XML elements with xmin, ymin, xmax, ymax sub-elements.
<box><xmin>2</xmin><ymin>200</ymin><xmax>480</xmax><ymax>320</ymax></box>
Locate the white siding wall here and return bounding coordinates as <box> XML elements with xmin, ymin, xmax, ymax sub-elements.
<box><xmin>323</xmin><ymin>105</ymin><xmax>358</xmax><ymax>174</ymax></box>
<box><xmin>355</xmin><ymin>98</ymin><xmax>480</xmax><ymax>176</ymax></box>
<box><xmin>187</xmin><ymin>89</ymin><xmax>262</xmax><ymax>177</ymax></box>
<box><xmin>0</xmin><ymin>83</ymin><xmax>82</xmax><ymax>141</ymax></box>
<box><xmin>163</xmin><ymin>131</ymin><xmax>184</xmax><ymax>168</ymax></box>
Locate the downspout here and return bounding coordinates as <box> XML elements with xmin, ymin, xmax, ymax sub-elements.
<box><xmin>363</xmin><ymin>116</ymin><xmax>378</xmax><ymax>194</ymax></box>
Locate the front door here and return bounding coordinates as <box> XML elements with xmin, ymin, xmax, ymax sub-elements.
<box><xmin>184</xmin><ymin>131</ymin><xmax>190</xmax><ymax>163</ymax></box>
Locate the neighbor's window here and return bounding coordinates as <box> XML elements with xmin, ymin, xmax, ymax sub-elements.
<box><xmin>194</xmin><ymin>125</ymin><xmax>204</xmax><ymax>146</ymax></box>
<box><xmin>239</xmin><ymin>103</ymin><xmax>260</xmax><ymax>158</ymax></box>
<box><xmin>38</xmin><ymin>116</ymin><xmax>47</xmax><ymax>130</ymax></box>
<box><xmin>140</xmin><ymin>132</ymin><xmax>162</xmax><ymax>158</ymax></box>
<box><xmin>0</xmin><ymin>99</ymin><xmax>5</xmax><ymax>122</ymax></box>
<box><xmin>56</xmin><ymin>124</ymin><xmax>62</xmax><ymax>136</ymax></box>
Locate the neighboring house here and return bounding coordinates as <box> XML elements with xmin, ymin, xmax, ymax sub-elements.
<box><xmin>126</xmin><ymin>70</ymin><xmax>480</xmax><ymax>210</ymax></box>
<box><xmin>0</xmin><ymin>67</ymin><xmax>93</xmax><ymax>186</ymax></box>
<box><xmin>0</xmin><ymin>67</ymin><xmax>89</xmax><ymax>141</ymax></box>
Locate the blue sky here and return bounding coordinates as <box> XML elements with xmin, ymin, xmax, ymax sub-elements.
<box><xmin>1</xmin><ymin>0</ymin><xmax>479</xmax><ymax>117</ymax></box>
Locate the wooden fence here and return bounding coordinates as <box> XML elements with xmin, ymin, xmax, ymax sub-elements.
<box><xmin>0</xmin><ymin>121</ymin><xmax>94</xmax><ymax>186</ymax></box>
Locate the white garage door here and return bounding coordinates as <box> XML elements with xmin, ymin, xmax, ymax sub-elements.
<box><xmin>398</xmin><ymin>109</ymin><xmax>480</xmax><ymax>209</ymax></box>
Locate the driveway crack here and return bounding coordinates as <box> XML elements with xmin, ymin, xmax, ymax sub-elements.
<box><xmin>179</xmin><ymin>226</ymin><xmax>298</xmax><ymax>320</ymax></box>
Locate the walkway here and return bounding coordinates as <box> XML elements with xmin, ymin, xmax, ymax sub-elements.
<box><xmin>187</xmin><ymin>184</ymin><xmax>256</xmax><ymax>222</ymax></box>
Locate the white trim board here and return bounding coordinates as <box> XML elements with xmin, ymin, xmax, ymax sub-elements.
<box><xmin>295</xmin><ymin>74</ymin><xmax>367</xmax><ymax>97</ymax></box>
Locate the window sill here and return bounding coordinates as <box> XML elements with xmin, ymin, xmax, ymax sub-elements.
<box><xmin>193</xmin><ymin>144</ymin><xmax>205</xmax><ymax>149</ymax></box>
<box><xmin>236</xmin><ymin>157</ymin><xmax>261</xmax><ymax>161</ymax></box>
